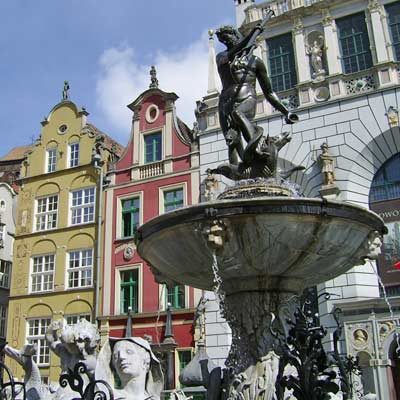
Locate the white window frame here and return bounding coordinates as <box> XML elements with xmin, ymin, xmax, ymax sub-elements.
<box><xmin>35</xmin><ymin>195</ymin><xmax>58</xmax><ymax>232</ymax></box>
<box><xmin>26</xmin><ymin>318</ymin><xmax>51</xmax><ymax>366</ymax></box>
<box><xmin>70</xmin><ymin>187</ymin><xmax>96</xmax><ymax>226</ymax></box>
<box><xmin>65</xmin><ymin>314</ymin><xmax>91</xmax><ymax>326</ymax></box>
<box><xmin>46</xmin><ymin>147</ymin><xmax>57</xmax><ymax>173</ymax></box>
<box><xmin>159</xmin><ymin>182</ymin><xmax>187</xmax><ymax>214</ymax></box>
<box><xmin>0</xmin><ymin>260</ymin><xmax>11</xmax><ymax>289</ymax></box>
<box><xmin>30</xmin><ymin>254</ymin><xmax>55</xmax><ymax>293</ymax></box>
<box><xmin>175</xmin><ymin>348</ymin><xmax>194</xmax><ymax>388</ymax></box>
<box><xmin>117</xmin><ymin>191</ymin><xmax>144</xmax><ymax>240</ymax></box>
<box><xmin>67</xmin><ymin>248</ymin><xmax>94</xmax><ymax>289</ymax></box>
<box><xmin>139</xmin><ymin>126</ymin><xmax>166</xmax><ymax>165</ymax></box>
<box><xmin>159</xmin><ymin>284</ymin><xmax>189</xmax><ymax>311</ymax></box>
<box><xmin>0</xmin><ymin>304</ymin><xmax>7</xmax><ymax>337</ymax></box>
<box><xmin>114</xmin><ymin>264</ymin><xmax>143</xmax><ymax>315</ymax></box>
<box><xmin>68</xmin><ymin>142</ymin><xmax>80</xmax><ymax>168</ymax></box>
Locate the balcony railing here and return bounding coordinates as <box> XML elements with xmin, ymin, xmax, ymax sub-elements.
<box><xmin>139</xmin><ymin>161</ymin><xmax>164</xmax><ymax>179</ymax></box>
<box><xmin>245</xmin><ymin>0</ymin><xmax>323</xmax><ymax>21</ymax></box>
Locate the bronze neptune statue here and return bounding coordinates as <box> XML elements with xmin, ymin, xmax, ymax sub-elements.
<box><xmin>212</xmin><ymin>10</ymin><xmax>302</xmax><ymax>181</ymax></box>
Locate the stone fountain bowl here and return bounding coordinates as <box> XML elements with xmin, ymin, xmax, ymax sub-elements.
<box><xmin>136</xmin><ymin>197</ymin><xmax>385</xmax><ymax>295</ymax></box>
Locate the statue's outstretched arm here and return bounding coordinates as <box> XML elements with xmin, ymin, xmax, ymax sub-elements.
<box><xmin>4</xmin><ymin>345</ymin><xmax>23</xmax><ymax>366</ymax></box>
<box><xmin>45</xmin><ymin>321</ymin><xmax>63</xmax><ymax>354</ymax></box>
<box><xmin>227</xmin><ymin>26</ymin><xmax>262</xmax><ymax>61</ymax></box>
<box><xmin>255</xmin><ymin>59</ymin><xmax>289</xmax><ymax>116</ymax></box>
<box><xmin>228</xmin><ymin>9</ymin><xmax>275</xmax><ymax>61</ymax></box>
<box><xmin>256</xmin><ymin>59</ymin><xmax>298</xmax><ymax>124</ymax></box>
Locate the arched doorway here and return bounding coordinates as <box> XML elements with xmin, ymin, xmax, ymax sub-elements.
<box><xmin>370</xmin><ymin>154</ymin><xmax>400</xmax><ymax>399</ymax></box>
<box><xmin>369</xmin><ymin>153</ymin><xmax>400</xmax><ymax>296</ymax></box>
<box><xmin>389</xmin><ymin>339</ymin><xmax>400</xmax><ymax>399</ymax></box>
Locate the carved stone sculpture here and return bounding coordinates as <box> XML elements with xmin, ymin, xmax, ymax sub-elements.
<box><xmin>95</xmin><ymin>337</ymin><xmax>164</xmax><ymax>400</ymax></box>
<box><xmin>4</xmin><ymin>343</ymin><xmax>52</xmax><ymax>400</ymax></box>
<box><xmin>318</xmin><ymin>142</ymin><xmax>335</xmax><ymax>186</ymax></box>
<box><xmin>46</xmin><ymin>319</ymin><xmax>100</xmax><ymax>399</ymax></box>
<box><xmin>306</xmin><ymin>32</ymin><xmax>326</xmax><ymax>81</ymax></box>
<box><xmin>204</xmin><ymin>169</ymin><xmax>218</xmax><ymax>201</ymax></box>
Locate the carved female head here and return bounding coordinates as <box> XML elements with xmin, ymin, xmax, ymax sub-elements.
<box><xmin>95</xmin><ymin>337</ymin><xmax>163</xmax><ymax>399</ymax></box>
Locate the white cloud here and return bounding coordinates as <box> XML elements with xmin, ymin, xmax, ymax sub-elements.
<box><xmin>96</xmin><ymin>32</ymin><xmax>215</xmax><ymax>135</ymax></box>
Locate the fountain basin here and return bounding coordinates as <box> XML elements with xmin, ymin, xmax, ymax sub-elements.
<box><xmin>136</xmin><ymin>197</ymin><xmax>385</xmax><ymax>295</ymax></box>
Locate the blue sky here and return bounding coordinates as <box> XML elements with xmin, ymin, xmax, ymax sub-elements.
<box><xmin>0</xmin><ymin>1</ymin><xmax>235</xmax><ymax>156</ymax></box>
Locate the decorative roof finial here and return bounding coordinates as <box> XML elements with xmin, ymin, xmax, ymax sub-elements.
<box><xmin>62</xmin><ymin>81</ymin><xmax>70</xmax><ymax>101</ymax></box>
<box><xmin>149</xmin><ymin>66</ymin><xmax>159</xmax><ymax>89</ymax></box>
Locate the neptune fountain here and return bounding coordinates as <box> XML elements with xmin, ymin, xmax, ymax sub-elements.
<box><xmin>0</xmin><ymin>11</ymin><xmax>387</xmax><ymax>400</ymax></box>
<box><xmin>135</xmin><ymin>11</ymin><xmax>386</xmax><ymax>400</ymax></box>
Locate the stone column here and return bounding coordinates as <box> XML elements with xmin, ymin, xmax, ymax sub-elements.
<box><xmin>293</xmin><ymin>17</ymin><xmax>311</xmax><ymax>83</ymax></box>
<box><xmin>207</xmin><ymin>30</ymin><xmax>219</xmax><ymax>95</ymax></box>
<box><xmin>367</xmin><ymin>0</ymin><xmax>390</xmax><ymax>63</ymax></box>
<box><xmin>322</xmin><ymin>9</ymin><xmax>342</xmax><ymax>75</ymax></box>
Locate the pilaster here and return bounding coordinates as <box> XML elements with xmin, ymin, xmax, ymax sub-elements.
<box><xmin>293</xmin><ymin>17</ymin><xmax>311</xmax><ymax>83</ymax></box>
<box><xmin>322</xmin><ymin>9</ymin><xmax>342</xmax><ymax>76</ymax></box>
<box><xmin>367</xmin><ymin>0</ymin><xmax>390</xmax><ymax>63</ymax></box>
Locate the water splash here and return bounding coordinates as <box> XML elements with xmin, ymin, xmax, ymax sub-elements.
<box><xmin>211</xmin><ymin>251</ymin><xmax>225</xmax><ymax>313</ymax></box>
<box><xmin>373</xmin><ymin>265</ymin><xmax>400</xmax><ymax>354</ymax></box>
<box><xmin>154</xmin><ymin>284</ymin><xmax>165</xmax><ymax>345</ymax></box>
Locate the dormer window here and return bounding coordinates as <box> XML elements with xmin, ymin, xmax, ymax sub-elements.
<box><xmin>144</xmin><ymin>132</ymin><xmax>162</xmax><ymax>164</ymax></box>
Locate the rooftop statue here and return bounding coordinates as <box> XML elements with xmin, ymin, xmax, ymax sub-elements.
<box><xmin>95</xmin><ymin>337</ymin><xmax>164</xmax><ymax>400</ymax></box>
<box><xmin>211</xmin><ymin>10</ymin><xmax>301</xmax><ymax>181</ymax></box>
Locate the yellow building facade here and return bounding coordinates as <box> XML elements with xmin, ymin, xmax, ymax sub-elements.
<box><xmin>7</xmin><ymin>96</ymin><xmax>121</xmax><ymax>383</ymax></box>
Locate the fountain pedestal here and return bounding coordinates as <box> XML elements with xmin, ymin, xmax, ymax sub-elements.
<box><xmin>136</xmin><ymin>195</ymin><xmax>385</xmax><ymax>399</ymax></box>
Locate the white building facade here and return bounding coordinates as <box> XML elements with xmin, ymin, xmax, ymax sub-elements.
<box><xmin>0</xmin><ymin>183</ymin><xmax>17</xmax><ymax>339</ymax></box>
<box><xmin>197</xmin><ymin>0</ymin><xmax>400</xmax><ymax>398</ymax></box>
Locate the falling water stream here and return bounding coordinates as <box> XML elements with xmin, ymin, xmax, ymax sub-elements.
<box><xmin>373</xmin><ymin>266</ymin><xmax>400</xmax><ymax>354</ymax></box>
<box><xmin>211</xmin><ymin>251</ymin><xmax>225</xmax><ymax>310</ymax></box>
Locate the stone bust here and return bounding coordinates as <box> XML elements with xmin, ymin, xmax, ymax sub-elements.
<box><xmin>96</xmin><ymin>337</ymin><xmax>164</xmax><ymax>400</ymax></box>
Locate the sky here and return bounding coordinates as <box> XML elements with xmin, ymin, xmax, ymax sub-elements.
<box><xmin>0</xmin><ymin>1</ymin><xmax>235</xmax><ymax>157</ymax></box>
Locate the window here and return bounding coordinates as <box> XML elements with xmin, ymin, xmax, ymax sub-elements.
<box><xmin>120</xmin><ymin>269</ymin><xmax>139</xmax><ymax>314</ymax></box>
<box><xmin>166</xmin><ymin>285</ymin><xmax>185</xmax><ymax>309</ymax></box>
<box><xmin>69</xmin><ymin>142</ymin><xmax>80</xmax><ymax>168</ymax></box>
<box><xmin>337</xmin><ymin>13</ymin><xmax>373</xmax><ymax>74</ymax></box>
<box><xmin>177</xmin><ymin>349</ymin><xmax>193</xmax><ymax>388</ymax></box>
<box><xmin>35</xmin><ymin>195</ymin><xmax>58</xmax><ymax>231</ymax></box>
<box><xmin>27</xmin><ymin>318</ymin><xmax>51</xmax><ymax>365</ymax></box>
<box><xmin>0</xmin><ymin>260</ymin><xmax>11</xmax><ymax>288</ymax></box>
<box><xmin>65</xmin><ymin>314</ymin><xmax>91</xmax><ymax>326</ymax></box>
<box><xmin>121</xmin><ymin>198</ymin><xmax>140</xmax><ymax>238</ymax></box>
<box><xmin>46</xmin><ymin>148</ymin><xmax>57</xmax><ymax>173</ymax></box>
<box><xmin>164</xmin><ymin>188</ymin><xmax>184</xmax><ymax>212</ymax></box>
<box><xmin>67</xmin><ymin>249</ymin><xmax>93</xmax><ymax>288</ymax></box>
<box><xmin>70</xmin><ymin>188</ymin><xmax>95</xmax><ymax>225</ymax></box>
<box><xmin>0</xmin><ymin>305</ymin><xmax>6</xmax><ymax>338</ymax></box>
<box><xmin>144</xmin><ymin>132</ymin><xmax>162</xmax><ymax>163</ymax></box>
<box><xmin>267</xmin><ymin>33</ymin><xmax>297</xmax><ymax>92</ymax></box>
<box><xmin>0</xmin><ymin>224</ymin><xmax>4</xmax><ymax>248</ymax></box>
<box><xmin>370</xmin><ymin>154</ymin><xmax>400</xmax><ymax>203</ymax></box>
<box><xmin>386</xmin><ymin>2</ymin><xmax>400</xmax><ymax>61</ymax></box>
<box><xmin>31</xmin><ymin>255</ymin><xmax>55</xmax><ymax>293</ymax></box>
